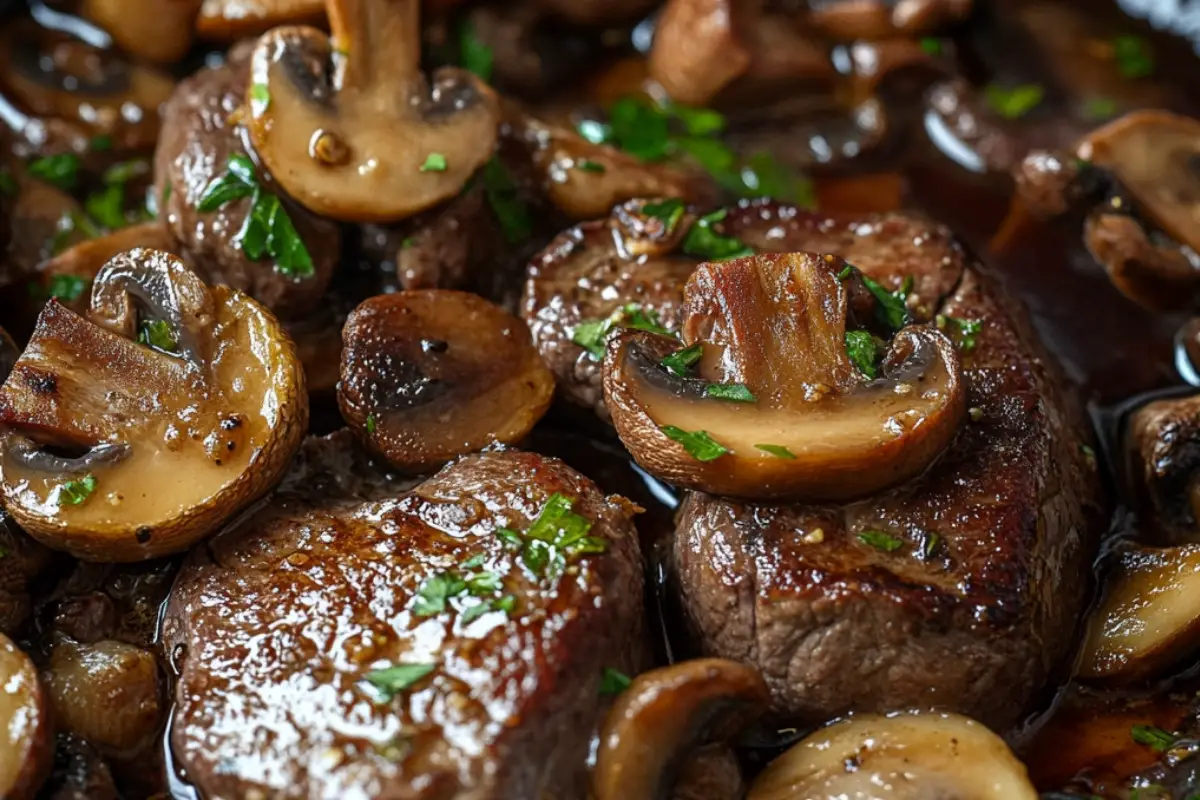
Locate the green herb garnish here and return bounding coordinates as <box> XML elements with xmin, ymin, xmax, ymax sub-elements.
<box><xmin>703</xmin><ymin>383</ymin><xmax>756</xmax><ymax>403</ymax></box>
<box><xmin>571</xmin><ymin>304</ymin><xmax>674</xmax><ymax>360</ymax></box>
<box><xmin>660</xmin><ymin>426</ymin><xmax>729</xmax><ymax>461</ymax></box>
<box><xmin>920</xmin><ymin>532</ymin><xmax>942</xmax><ymax>560</ymax></box>
<box><xmin>858</xmin><ymin>271</ymin><xmax>911</xmax><ymax>332</ymax></box>
<box><xmin>985</xmin><ymin>83</ymin><xmax>1045</xmax><ymax>120</ymax></box>
<box><xmin>249</xmin><ymin>82</ymin><xmax>271</xmax><ymax>112</ymax></box>
<box><xmin>642</xmin><ymin>198</ymin><xmax>686</xmax><ymax>232</ymax></box>
<box><xmin>364</xmin><ymin>663</ymin><xmax>436</xmax><ymax>701</ymax></box>
<box><xmin>600</xmin><ymin>667</ymin><xmax>633</xmax><ymax>696</ymax></box>
<box><xmin>661</xmin><ymin>342</ymin><xmax>703</xmax><ymax>376</ymax></box>
<box><xmin>102</xmin><ymin>159</ymin><xmax>149</xmax><ymax>185</ymax></box>
<box><xmin>1083</xmin><ymin>97</ymin><xmax>1118</xmax><ymax>121</ymax></box>
<box><xmin>1131</xmin><ymin>724</ymin><xmax>1177</xmax><ymax>752</ymax></box>
<box><xmin>936</xmin><ymin>315</ymin><xmax>982</xmax><ymax>353</ymax></box>
<box><xmin>196</xmin><ymin>154</ymin><xmax>257</xmax><ymax>212</ymax></box>
<box><xmin>845</xmin><ymin>330</ymin><xmax>883</xmax><ymax>378</ymax></box>
<box><xmin>90</xmin><ymin>134</ymin><xmax>113</xmax><ymax>152</ymax></box>
<box><xmin>733</xmin><ymin>151</ymin><xmax>817</xmax><ymax>208</ymax></box>
<box><xmin>420</xmin><ymin>153</ymin><xmax>448</xmax><ymax>172</ymax></box>
<box><xmin>138</xmin><ymin>319</ymin><xmax>178</xmax><ymax>353</ymax></box>
<box><xmin>366</xmin><ymin>414</ymin><xmax>377</xmax><ymax>435</ymax></box>
<box><xmin>43</xmin><ymin>274</ymin><xmax>89</xmax><ymax>302</ymax></box>
<box><xmin>858</xmin><ymin>530</ymin><xmax>903</xmax><ymax>553</ymax></box>
<box><xmin>28</xmin><ymin>153</ymin><xmax>81</xmax><ymax>191</ymax></box>
<box><xmin>0</xmin><ymin>168</ymin><xmax>16</xmax><ymax>196</ymax></box>
<box><xmin>459</xmin><ymin>20</ymin><xmax>494</xmax><ymax>82</ymax></box>
<box><xmin>576</xmin><ymin>159</ymin><xmax>607</xmax><ymax>173</ymax></box>
<box><xmin>85</xmin><ymin>184</ymin><xmax>127</xmax><ymax>230</ymax></box>
<box><xmin>47</xmin><ymin>210</ymin><xmax>101</xmax><ymax>255</ymax></box>
<box><xmin>755</xmin><ymin>443</ymin><xmax>796</xmax><ymax>459</ymax></box>
<box><xmin>482</xmin><ymin>157</ymin><xmax>531</xmax><ymax>243</ymax></box>
<box><xmin>606</xmin><ymin>96</ymin><xmax>673</xmax><ymax>161</ymax></box>
<box><xmin>1113</xmin><ymin>35</ymin><xmax>1154</xmax><ymax>79</ymax></box>
<box><xmin>920</xmin><ymin>37</ymin><xmax>942</xmax><ymax>56</ymax></box>
<box><xmin>59</xmin><ymin>474</ymin><xmax>97</xmax><ymax>506</ymax></box>
<box><xmin>498</xmin><ymin>493</ymin><xmax>607</xmax><ymax>580</ymax></box>
<box><xmin>682</xmin><ymin>209</ymin><xmax>753</xmax><ymax>261</ymax></box>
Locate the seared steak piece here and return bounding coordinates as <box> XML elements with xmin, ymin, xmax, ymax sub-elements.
<box><xmin>162</xmin><ymin>432</ymin><xmax>645</xmax><ymax>799</ymax></box>
<box><xmin>667</xmin><ymin>210</ymin><xmax>1103</xmax><ymax>729</ymax></box>
<box><xmin>153</xmin><ymin>44</ymin><xmax>339</xmax><ymax>320</ymax></box>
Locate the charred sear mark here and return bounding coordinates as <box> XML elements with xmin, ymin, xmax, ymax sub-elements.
<box><xmin>19</xmin><ymin>367</ymin><xmax>59</xmax><ymax>397</ymax></box>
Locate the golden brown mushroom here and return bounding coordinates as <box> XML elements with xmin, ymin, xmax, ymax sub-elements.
<box><xmin>0</xmin><ymin>633</ymin><xmax>52</xmax><ymax>800</ymax></box>
<box><xmin>593</xmin><ymin>659</ymin><xmax>768</xmax><ymax>800</ymax></box>
<box><xmin>803</xmin><ymin>0</ymin><xmax>973</xmax><ymax>41</ymax></box>
<box><xmin>0</xmin><ymin>249</ymin><xmax>307</xmax><ymax>561</ymax></box>
<box><xmin>197</xmin><ymin>0</ymin><xmax>325</xmax><ymax>41</ymax></box>
<box><xmin>80</xmin><ymin>0</ymin><xmax>203</xmax><ymax>64</ymax></box>
<box><xmin>245</xmin><ymin>0</ymin><xmax>500</xmax><ymax>222</ymax></box>
<box><xmin>748</xmin><ymin>711</ymin><xmax>1037</xmax><ymax>800</ymax></box>
<box><xmin>338</xmin><ymin>290</ymin><xmax>554</xmax><ymax>473</ymax></box>
<box><xmin>604</xmin><ymin>252</ymin><xmax>966</xmax><ymax>501</ymax></box>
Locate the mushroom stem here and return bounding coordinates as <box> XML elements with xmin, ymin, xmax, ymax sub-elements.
<box><xmin>6</xmin><ymin>438</ymin><xmax>130</xmax><ymax>475</ymax></box>
<box><xmin>328</xmin><ymin>0</ymin><xmax>420</xmax><ymax>92</ymax></box>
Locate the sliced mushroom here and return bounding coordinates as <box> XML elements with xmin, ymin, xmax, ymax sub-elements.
<box><xmin>1078</xmin><ymin>544</ymin><xmax>1200</xmax><ymax>683</ymax></box>
<box><xmin>1075</xmin><ymin>111</ymin><xmax>1200</xmax><ymax>311</ymax></box>
<box><xmin>604</xmin><ymin>252</ymin><xmax>966</xmax><ymax>501</ymax></box>
<box><xmin>338</xmin><ymin>290</ymin><xmax>554</xmax><ymax>473</ymax></box>
<box><xmin>748</xmin><ymin>711</ymin><xmax>1037</xmax><ymax>799</ymax></box>
<box><xmin>0</xmin><ymin>633</ymin><xmax>52</xmax><ymax>800</ymax></box>
<box><xmin>1126</xmin><ymin>393</ymin><xmax>1200</xmax><ymax>544</ymax></box>
<box><xmin>0</xmin><ymin>249</ymin><xmax>307</xmax><ymax>561</ymax></box>
<box><xmin>80</xmin><ymin>0</ymin><xmax>202</xmax><ymax>64</ymax></box>
<box><xmin>246</xmin><ymin>0</ymin><xmax>500</xmax><ymax>222</ymax></box>
<box><xmin>197</xmin><ymin>0</ymin><xmax>325</xmax><ymax>41</ymax></box>
<box><xmin>0</xmin><ymin>17</ymin><xmax>175</xmax><ymax>155</ymax></box>
<box><xmin>804</xmin><ymin>0</ymin><xmax>973</xmax><ymax>41</ymax></box>
<box><xmin>593</xmin><ymin>658</ymin><xmax>768</xmax><ymax>800</ymax></box>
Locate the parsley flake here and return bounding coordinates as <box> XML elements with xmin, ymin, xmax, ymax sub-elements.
<box><xmin>498</xmin><ymin>494</ymin><xmax>608</xmax><ymax>580</ymax></box>
<box><xmin>90</xmin><ymin>134</ymin><xmax>113</xmax><ymax>152</ymax></box>
<box><xmin>42</xmin><ymin>274</ymin><xmax>89</xmax><ymax>302</ymax></box>
<box><xmin>600</xmin><ymin>667</ymin><xmax>633</xmax><ymax>696</ymax></box>
<box><xmin>845</xmin><ymin>330</ymin><xmax>883</xmax><ymax>378</ymax></box>
<box><xmin>576</xmin><ymin>159</ymin><xmax>607</xmax><ymax>173</ymax></box>
<box><xmin>459</xmin><ymin>20</ymin><xmax>494</xmax><ymax>82</ymax></box>
<box><xmin>571</xmin><ymin>304</ymin><xmax>674</xmax><ymax>360</ymax></box>
<box><xmin>936</xmin><ymin>315</ymin><xmax>982</xmax><ymax>353</ymax></box>
<box><xmin>196</xmin><ymin>154</ymin><xmax>257</xmax><ymax>212</ymax></box>
<box><xmin>138</xmin><ymin>320</ymin><xmax>178</xmax><ymax>353</ymax></box>
<box><xmin>682</xmin><ymin>209</ymin><xmax>753</xmax><ymax>261</ymax></box>
<box><xmin>420</xmin><ymin>153</ymin><xmax>448</xmax><ymax>172</ymax></box>
<box><xmin>703</xmin><ymin>383</ymin><xmax>756</xmax><ymax>403</ymax></box>
<box><xmin>642</xmin><ymin>198</ymin><xmax>686</xmax><ymax>232</ymax></box>
<box><xmin>28</xmin><ymin>153</ymin><xmax>80</xmax><ymax>192</ymax></box>
<box><xmin>364</xmin><ymin>663</ymin><xmax>436</xmax><ymax>701</ymax></box>
<box><xmin>858</xmin><ymin>530</ymin><xmax>903</xmax><ymax>553</ymax></box>
<box><xmin>59</xmin><ymin>474</ymin><xmax>97</xmax><ymax>506</ymax></box>
<box><xmin>1113</xmin><ymin>35</ymin><xmax>1154</xmax><ymax>79</ymax></box>
<box><xmin>985</xmin><ymin>83</ymin><xmax>1045</xmax><ymax>120</ymax></box>
<box><xmin>920</xmin><ymin>37</ymin><xmax>942</xmax><ymax>56</ymax></box>
<box><xmin>661</xmin><ymin>342</ymin><xmax>703</xmax><ymax>376</ymax></box>
<box><xmin>366</xmin><ymin>414</ymin><xmax>377</xmax><ymax>435</ymax></box>
<box><xmin>1083</xmin><ymin>97</ymin><xmax>1118</xmax><ymax>121</ymax></box>
<box><xmin>660</xmin><ymin>426</ymin><xmax>729</xmax><ymax>461</ymax></box>
<box><xmin>755</xmin><ymin>443</ymin><xmax>796</xmax><ymax>460</ymax></box>
<box><xmin>1131</xmin><ymin>724</ymin><xmax>1177</xmax><ymax>752</ymax></box>
<box><xmin>858</xmin><ymin>271</ymin><xmax>911</xmax><ymax>332</ymax></box>
<box><xmin>85</xmin><ymin>184</ymin><xmax>127</xmax><ymax>230</ymax></box>
<box><xmin>249</xmin><ymin>82</ymin><xmax>271</xmax><ymax>113</ymax></box>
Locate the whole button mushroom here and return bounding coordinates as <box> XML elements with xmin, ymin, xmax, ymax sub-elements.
<box><xmin>245</xmin><ymin>0</ymin><xmax>501</xmax><ymax>222</ymax></box>
<box><xmin>0</xmin><ymin>633</ymin><xmax>52</xmax><ymax>800</ymax></box>
<box><xmin>0</xmin><ymin>248</ymin><xmax>308</xmax><ymax>561</ymax></box>
<box><xmin>604</xmin><ymin>251</ymin><xmax>966</xmax><ymax>502</ymax></box>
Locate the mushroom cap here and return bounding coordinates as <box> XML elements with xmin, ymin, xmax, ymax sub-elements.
<box><xmin>245</xmin><ymin>13</ymin><xmax>501</xmax><ymax>223</ymax></box>
<box><xmin>80</xmin><ymin>0</ymin><xmax>202</xmax><ymax>64</ymax></box>
<box><xmin>0</xmin><ymin>249</ymin><xmax>308</xmax><ymax>561</ymax></box>
<box><xmin>748</xmin><ymin>710</ymin><xmax>1037</xmax><ymax>800</ymax></box>
<box><xmin>338</xmin><ymin>290</ymin><xmax>555</xmax><ymax>473</ymax></box>
<box><xmin>0</xmin><ymin>634</ymin><xmax>52</xmax><ymax>800</ymax></box>
<box><xmin>197</xmin><ymin>0</ymin><xmax>326</xmax><ymax>41</ymax></box>
<box><xmin>604</xmin><ymin>252</ymin><xmax>966</xmax><ymax>502</ymax></box>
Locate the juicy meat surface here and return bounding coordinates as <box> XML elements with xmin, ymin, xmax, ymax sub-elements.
<box><xmin>153</xmin><ymin>44</ymin><xmax>338</xmax><ymax>320</ymax></box>
<box><xmin>162</xmin><ymin>432</ymin><xmax>646</xmax><ymax>799</ymax></box>
<box><xmin>667</xmin><ymin>204</ymin><xmax>1103</xmax><ymax>728</ymax></box>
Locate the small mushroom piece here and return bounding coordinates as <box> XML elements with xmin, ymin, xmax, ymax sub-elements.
<box><xmin>197</xmin><ymin>0</ymin><xmax>325</xmax><ymax>42</ymax></box>
<box><xmin>748</xmin><ymin>711</ymin><xmax>1037</xmax><ymax>800</ymax></box>
<box><xmin>1076</xmin><ymin>111</ymin><xmax>1200</xmax><ymax>311</ymax></box>
<box><xmin>1126</xmin><ymin>393</ymin><xmax>1200</xmax><ymax>544</ymax></box>
<box><xmin>593</xmin><ymin>658</ymin><xmax>768</xmax><ymax>800</ymax></box>
<box><xmin>246</xmin><ymin>0</ymin><xmax>501</xmax><ymax>222</ymax></box>
<box><xmin>604</xmin><ymin>252</ymin><xmax>966</xmax><ymax>501</ymax></box>
<box><xmin>338</xmin><ymin>290</ymin><xmax>554</xmax><ymax>473</ymax></box>
<box><xmin>0</xmin><ymin>633</ymin><xmax>52</xmax><ymax>800</ymax></box>
<box><xmin>1078</xmin><ymin>544</ymin><xmax>1200</xmax><ymax>683</ymax></box>
<box><xmin>0</xmin><ymin>249</ymin><xmax>307</xmax><ymax>561</ymax></box>
<box><xmin>80</xmin><ymin>0</ymin><xmax>202</xmax><ymax>64</ymax></box>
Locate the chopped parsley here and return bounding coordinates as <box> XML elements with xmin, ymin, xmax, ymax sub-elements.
<box><xmin>642</xmin><ymin>197</ymin><xmax>686</xmax><ymax>232</ymax></box>
<box><xmin>1083</xmin><ymin>97</ymin><xmax>1118</xmax><ymax>121</ymax></box>
<box><xmin>732</xmin><ymin>151</ymin><xmax>816</xmax><ymax>209</ymax></box>
<box><xmin>364</xmin><ymin>662</ymin><xmax>436</xmax><ymax>701</ymax></box>
<box><xmin>90</xmin><ymin>134</ymin><xmax>113</xmax><ymax>152</ymax></box>
<box><xmin>858</xmin><ymin>530</ymin><xmax>903</xmax><ymax>553</ymax></box>
<box><xmin>0</xmin><ymin>168</ymin><xmax>17</xmax><ymax>196</ymax></box>
<box><xmin>482</xmin><ymin>157</ymin><xmax>531</xmax><ymax>244</ymax></box>
<box><xmin>920</xmin><ymin>533</ymin><xmax>942</xmax><ymax>560</ymax></box>
<box><xmin>497</xmin><ymin>493</ymin><xmax>608</xmax><ymax>580</ymax></box>
<box><xmin>411</xmin><ymin>555</ymin><xmax>511</xmax><ymax>622</ymax></box>
<box><xmin>102</xmin><ymin>159</ymin><xmax>150</xmax><ymax>185</ymax></box>
<box><xmin>459</xmin><ymin>19</ymin><xmax>494</xmax><ymax>82</ymax></box>
<box><xmin>703</xmin><ymin>383</ymin><xmax>756</xmax><ymax>403</ymax></box>
<box><xmin>600</xmin><ymin>667</ymin><xmax>633</xmax><ymax>696</ymax></box>
<box><xmin>660</xmin><ymin>426</ymin><xmax>729</xmax><ymax>461</ymax></box>
<box><xmin>1113</xmin><ymin>35</ymin><xmax>1154</xmax><ymax>79</ymax></box>
<box><xmin>661</xmin><ymin>342</ymin><xmax>703</xmax><ymax>376</ymax></box>
<box><xmin>845</xmin><ymin>330</ymin><xmax>883</xmax><ymax>378</ymax></box>
<box><xmin>1131</xmin><ymin>724</ymin><xmax>1177</xmax><ymax>752</ymax></box>
<box><xmin>48</xmin><ymin>210</ymin><xmax>101</xmax><ymax>255</ymax></box>
<box><xmin>366</xmin><ymin>414</ymin><xmax>377</xmax><ymax>435</ymax></box>
<box><xmin>571</xmin><ymin>304</ymin><xmax>674</xmax><ymax>360</ymax></box>
<box><xmin>85</xmin><ymin>184</ymin><xmax>126</xmax><ymax>230</ymax></box>
<box><xmin>420</xmin><ymin>153</ymin><xmax>448</xmax><ymax>172</ymax></box>
<box><xmin>196</xmin><ymin>155</ymin><xmax>314</xmax><ymax>277</ymax></box>
<box><xmin>138</xmin><ymin>320</ymin><xmax>178</xmax><ymax>353</ymax></box>
<box><xmin>920</xmin><ymin>37</ymin><xmax>942</xmax><ymax>56</ymax></box>
<box><xmin>43</xmin><ymin>274</ymin><xmax>89</xmax><ymax>302</ymax></box>
<box><xmin>682</xmin><ymin>209</ymin><xmax>753</xmax><ymax>261</ymax></box>
<box><xmin>249</xmin><ymin>82</ymin><xmax>271</xmax><ymax>113</ymax></box>
<box><xmin>576</xmin><ymin>159</ymin><xmax>606</xmax><ymax>173</ymax></box>
<box><xmin>856</xmin><ymin>270</ymin><xmax>912</xmax><ymax>332</ymax></box>
<box><xmin>59</xmin><ymin>474</ymin><xmax>97</xmax><ymax>506</ymax></box>
<box><xmin>985</xmin><ymin>83</ymin><xmax>1045</xmax><ymax>120</ymax></box>
<box><xmin>755</xmin><ymin>443</ymin><xmax>796</xmax><ymax>460</ymax></box>
<box><xmin>936</xmin><ymin>315</ymin><xmax>982</xmax><ymax>353</ymax></box>
<box><xmin>28</xmin><ymin>153</ymin><xmax>81</xmax><ymax>191</ymax></box>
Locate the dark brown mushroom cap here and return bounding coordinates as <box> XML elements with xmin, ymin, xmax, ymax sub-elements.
<box><xmin>1125</xmin><ymin>392</ymin><xmax>1200</xmax><ymax>544</ymax></box>
<box><xmin>0</xmin><ymin>633</ymin><xmax>52</xmax><ymax>800</ymax></box>
<box><xmin>245</xmin><ymin>0</ymin><xmax>501</xmax><ymax>222</ymax></box>
<box><xmin>339</xmin><ymin>290</ymin><xmax>555</xmax><ymax>473</ymax></box>
<box><xmin>604</xmin><ymin>252</ymin><xmax>966</xmax><ymax>502</ymax></box>
<box><xmin>0</xmin><ymin>249</ymin><xmax>307</xmax><ymax>561</ymax></box>
<box><xmin>594</xmin><ymin>659</ymin><xmax>768</xmax><ymax>800</ymax></box>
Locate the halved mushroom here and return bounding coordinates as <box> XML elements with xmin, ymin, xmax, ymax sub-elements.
<box><xmin>593</xmin><ymin>658</ymin><xmax>768</xmax><ymax>800</ymax></box>
<box><xmin>604</xmin><ymin>252</ymin><xmax>966</xmax><ymax>501</ymax></box>
<box><xmin>1075</xmin><ymin>111</ymin><xmax>1200</xmax><ymax>311</ymax></box>
<box><xmin>1126</xmin><ymin>393</ymin><xmax>1200</xmax><ymax>543</ymax></box>
<box><xmin>80</xmin><ymin>0</ymin><xmax>202</xmax><ymax>64</ymax></box>
<box><xmin>0</xmin><ymin>633</ymin><xmax>52</xmax><ymax>800</ymax></box>
<box><xmin>338</xmin><ymin>290</ymin><xmax>554</xmax><ymax>473</ymax></box>
<box><xmin>245</xmin><ymin>0</ymin><xmax>501</xmax><ymax>222</ymax></box>
<box><xmin>0</xmin><ymin>17</ymin><xmax>175</xmax><ymax>155</ymax></box>
<box><xmin>0</xmin><ymin>249</ymin><xmax>307</xmax><ymax>561</ymax></box>
<box><xmin>748</xmin><ymin>711</ymin><xmax>1037</xmax><ymax>799</ymax></box>
<box><xmin>197</xmin><ymin>0</ymin><xmax>325</xmax><ymax>41</ymax></box>
<box><xmin>1078</xmin><ymin>544</ymin><xmax>1200</xmax><ymax>683</ymax></box>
